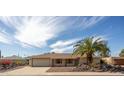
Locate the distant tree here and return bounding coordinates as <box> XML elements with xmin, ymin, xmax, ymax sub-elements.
<box><xmin>119</xmin><ymin>49</ymin><xmax>124</xmax><ymax>57</ymax></box>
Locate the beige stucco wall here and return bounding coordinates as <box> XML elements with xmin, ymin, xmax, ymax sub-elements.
<box><xmin>29</xmin><ymin>59</ymin><xmax>32</xmax><ymax>66</ymax></box>
<box><xmin>32</xmin><ymin>58</ymin><xmax>50</xmax><ymax>67</ymax></box>
<box><xmin>102</xmin><ymin>57</ymin><xmax>124</xmax><ymax>65</ymax></box>
<box><xmin>30</xmin><ymin>57</ymin><xmax>101</xmax><ymax>67</ymax></box>
<box><xmin>79</xmin><ymin>58</ymin><xmax>87</xmax><ymax>64</ymax></box>
<box><xmin>101</xmin><ymin>57</ymin><xmax>114</xmax><ymax>65</ymax></box>
<box><xmin>93</xmin><ymin>58</ymin><xmax>101</xmax><ymax>63</ymax></box>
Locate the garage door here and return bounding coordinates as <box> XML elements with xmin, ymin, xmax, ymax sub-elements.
<box><xmin>32</xmin><ymin>58</ymin><xmax>50</xmax><ymax>67</ymax></box>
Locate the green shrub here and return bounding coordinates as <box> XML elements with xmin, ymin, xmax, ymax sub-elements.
<box><xmin>75</xmin><ymin>61</ymin><xmax>79</xmax><ymax>66</ymax></box>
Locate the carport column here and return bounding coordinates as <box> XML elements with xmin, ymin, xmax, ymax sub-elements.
<box><xmin>73</xmin><ymin>59</ymin><xmax>75</xmax><ymax>66</ymax></box>
<box><xmin>63</xmin><ymin>59</ymin><xmax>66</xmax><ymax>67</ymax></box>
<box><xmin>50</xmin><ymin>58</ymin><xmax>53</xmax><ymax>67</ymax></box>
<box><xmin>32</xmin><ymin>58</ymin><xmax>33</xmax><ymax>67</ymax></box>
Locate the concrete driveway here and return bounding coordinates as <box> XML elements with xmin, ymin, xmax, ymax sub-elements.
<box><xmin>0</xmin><ymin>66</ymin><xmax>50</xmax><ymax>76</ymax></box>
<box><xmin>0</xmin><ymin>66</ymin><xmax>124</xmax><ymax>76</ymax></box>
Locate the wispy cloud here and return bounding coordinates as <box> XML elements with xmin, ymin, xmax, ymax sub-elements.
<box><xmin>50</xmin><ymin>45</ymin><xmax>73</xmax><ymax>53</ymax></box>
<box><xmin>0</xmin><ymin>28</ymin><xmax>12</xmax><ymax>44</ymax></box>
<box><xmin>82</xmin><ymin>16</ymin><xmax>105</xmax><ymax>29</ymax></box>
<box><xmin>73</xmin><ymin>16</ymin><xmax>105</xmax><ymax>29</ymax></box>
<box><xmin>50</xmin><ymin>38</ymin><xmax>80</xmax><ymax>53</ymax></box>
<box><xmin>0</xmin><ymin>16</ymin><xmax>106</xmax><ymax>48</ymax></box>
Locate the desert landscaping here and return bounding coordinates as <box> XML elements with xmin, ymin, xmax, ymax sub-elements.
<box><xmin>0</xmin><ymin>36</ymin><xmax>124</xmax><ymax>76</ymax></box>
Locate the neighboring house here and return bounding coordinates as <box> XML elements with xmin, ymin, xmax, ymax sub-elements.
<box><xmin>29</xmin><ymin>53</ymin><xmax>100</xmax><ymax>67</ymax></box>
<box><xmin>3</xmin><ymin>55</ymin><xmax>22</xmax><ymax>59</ymax></box>
<box><xmin>102</xmin><ymin>57</ymin><xmax>124</xmax><ymax>65</ymax></box>
<box><xmin>0</xmin><ymin>55</ymin><xmax>28</xmax><ymax>64</ymax></box>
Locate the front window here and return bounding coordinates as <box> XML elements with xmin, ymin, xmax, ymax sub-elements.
<box><xmin>66</xmin><ymin>59</ymin><xmax>73</xmax><ymax>64</ymax></box>
<box><xmin>56</xmin><ymin>59</ymin><xmax>62</xmax><ymax>64</ymax></box>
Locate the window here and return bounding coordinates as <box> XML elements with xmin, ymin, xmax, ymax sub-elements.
<box><xmin>67</xmin><ymin>61</ymin><xmax>73</xmax><ymax>64</ymax></box>
<box><xmin>66</xmin><ymin>59</ymin><xmax>73</xmax><ymax>64</ymax></box>
<box><xmin>56</xmin><ymin>59</ymin><xmax>62</xmax><ymax>64</ymax></box>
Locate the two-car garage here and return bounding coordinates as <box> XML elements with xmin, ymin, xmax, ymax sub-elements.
<box><xmin>31</xmin><ymin>58</ymin><xmax>51</xmax><ymax>67</ymax></box>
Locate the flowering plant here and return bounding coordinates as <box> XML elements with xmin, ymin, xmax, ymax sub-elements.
<box><xmin>1</xmin><ymin>60</ymin><xmax>12</xmax><ymax>65</ymax></box>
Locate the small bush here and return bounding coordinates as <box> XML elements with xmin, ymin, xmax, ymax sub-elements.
<box><xmin>1</xmin><ymin>60</ymin><xmax>12</xmax><ymax>65</ymax></box>
<box><xmin>13</xmin><ymin>60</ymin><xmax>29</xmax><ymax>66</ymax></box>
<box><xmin>74</xmin><ymin>61</ymin><xmax>79</xmax><ymax>66</ymax></box>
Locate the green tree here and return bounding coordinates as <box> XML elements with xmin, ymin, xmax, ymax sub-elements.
<box><xmin>119</xmin><ymin>49</ymin><xmax>124</xmax><ymax>57</ymax></box>
<box><xmin>73</xmin><ymin>36</ymin><xmax>110</xmax><ymax>66</ymax></box>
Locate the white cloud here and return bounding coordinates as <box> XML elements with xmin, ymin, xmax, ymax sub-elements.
<box><xmin>75</xmin><ymin>16</ymin><xmax>105</xmax><ymax>29</ymax></box>
<box><xmin>15</xmin><ymin>20</ymin><xmax>54</xmax><ymax>47</ymax></box>
<box><xmin>0</xmin><ymin>17</ymin><xmax>64</xmax><ymax>47</ymax></box>
<box><xmin>50</xmin><ymin>38</ymin><xmax>80</xmax><ymax>53</ymax></box>
<box><xmin>50</xmin><ymin>38</ymin><xmax>80</xmax><ymax>48</ymax></box>
<box><xmin>0</xmin><ymin>28</ymin><xmax>11</xmax><ymax>44</ymax></box>
<box><xmin>51</xmin><ymin>45</ymin><xmax>73</xmax><ymax>53</ymax></box>
<box><xmin>0</xmin><ymin>16</ymin><xmax>106</xmax><ymax>48</ymax></box>
<box><xmin>0</xmin><ymin>16</ymin><xmax>23</xmax><ymax>29</ymax></box>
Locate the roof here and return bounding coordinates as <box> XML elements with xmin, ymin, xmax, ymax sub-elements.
<box><xmin>102</xmin><ymin>57</ymin><xmax>124</xmax><ymax>59</ymax></box>
<box><xmin>29</xmin><ymin>53</ymin><xmax>101</xmax><ymax>59</ymax></box>
<box><xmin>2</xmin><ymin>55</ymin><xmax>24</xmax><ymax>60</ymax></box>
<box><xmin>29</xmin><ymin>53</ymin><xmax>82</xmax><ymax>59</ymax></box>
<box><xmin>112</xmin><ymin>57</ymin><xmax>124</xmax><ymax>59</ymax></box>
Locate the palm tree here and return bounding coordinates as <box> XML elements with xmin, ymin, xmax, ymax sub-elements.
<box><xmin>73</xmin><ymin>36</ymin><xmax>110</xmax><ymax>66</ymax></box>
<box><xmin>99</xmin><ymin>43</ymin><xmax>110</xmax><ymax>57</ymax></box>
<box><xmin>119</xmin><ymin>49</ymin><xmax>124</xmax><ymax>57</ymax></box>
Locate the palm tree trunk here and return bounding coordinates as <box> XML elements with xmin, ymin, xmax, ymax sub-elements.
<box><xmin>89</xmin><ymin>55</ymin><xmax>93</xmax><ymax>64</ymax></box>
<box><xmin>87</xmin><ymin>54</ymin><xmax>93</xmax><ymax>64</ymax></box>
<box><xmin>87</xmin><ymin>54</ymin><xmax>93</xmax><ymax>67</ymax></box>
<box><xmin>86</xmin><ymin>56</ymin><xmax>89</xmax><ymax>65</ymax></box>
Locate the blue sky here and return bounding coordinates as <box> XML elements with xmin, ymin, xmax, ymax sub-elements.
<box><xmin>0</xmin><ymin>16</ymin><xmax>124</xmax><ymax>57</ymax></box>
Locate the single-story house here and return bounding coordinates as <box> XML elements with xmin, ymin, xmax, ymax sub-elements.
<box><xmin>0</xmin><ymin>55</ymin><xmax>29</xmax><ymax>65</ymax></box>
<box><xmin>29</xmin><ymin>53</ymin><xmax>101</xmax><ymax>67</ymax></box>
<box><xmin>102</xmin><ymin>57</ymin><xmax>124</xmax><ymax>65</ymax></box>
